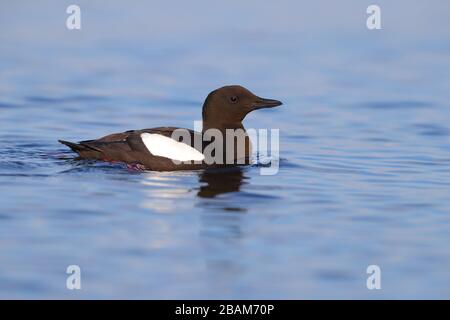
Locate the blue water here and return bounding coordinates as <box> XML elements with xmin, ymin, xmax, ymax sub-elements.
<box><xmin>1</xmin><ymin>1</ymin><xmax>450</xmax><ymax>299</ymax></box>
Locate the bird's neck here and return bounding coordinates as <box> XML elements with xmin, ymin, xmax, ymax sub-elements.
<box><xmin>201</xmin><ymin>120</ymin><xmax>252</xmax><ymax>162</ymax></box>
<box><xmin>202</xmin><ymin>120</ymin><xmax>246</xmax><ymax>134</ymax></box>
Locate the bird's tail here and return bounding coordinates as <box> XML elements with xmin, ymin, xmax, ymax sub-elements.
<box><xmin>58</xmin><ymin>139</ymin><xmax>99</xmax><ymax>153</ymax></box>
<box><xmin>58</xmin><ymin>140</ymin><xmax>83</xmax><ymax>151</ymax></box>
<box><xmin>59</xmin><ymin>140</ymin><xmax>105</xmax><ymax>160</ymax></box>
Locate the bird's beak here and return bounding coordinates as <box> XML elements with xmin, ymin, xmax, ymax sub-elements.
<box><xmin>252</xmin><ymin>96</ymin><xmax>283</xmax><ymax>110</ymax></box>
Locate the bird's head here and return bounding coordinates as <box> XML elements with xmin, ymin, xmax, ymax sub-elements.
<box><xmin>202</xmin><ymin>85</ymin><xmax>282</xmax><ymax>131</ymax></box>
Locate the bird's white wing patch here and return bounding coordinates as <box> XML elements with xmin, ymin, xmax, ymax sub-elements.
<box><xmin>140</xmin><ymin>133</ymin><xmax>205</xmax><ymax>161</ymax></box>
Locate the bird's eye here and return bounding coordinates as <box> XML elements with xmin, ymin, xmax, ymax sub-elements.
<box><xmin>229</xmin><ymin>96</ymin><xmax>239</xmax><ymax>104</ymax></box>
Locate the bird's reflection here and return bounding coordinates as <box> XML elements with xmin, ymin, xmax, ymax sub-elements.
<box><xmin>196</xmin><ymin>167</ymin><xmax>250</xmax><ymax>285</ymax></box>
<box><xmin>197</xmin><ymin>166</ymin><xmax>247</xmax><ymax>198</ymax></box>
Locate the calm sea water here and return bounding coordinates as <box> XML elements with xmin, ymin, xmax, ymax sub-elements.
<box><xmin>1</xmin><ymin>1</ymin><xmax>450</xmax><ymax>299</ymax></box>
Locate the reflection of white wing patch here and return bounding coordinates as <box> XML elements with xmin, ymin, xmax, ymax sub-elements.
<box><xmin>140</xmin><ymin>133</ymin><xmax>204</xmax><ymax>161</ymax></box>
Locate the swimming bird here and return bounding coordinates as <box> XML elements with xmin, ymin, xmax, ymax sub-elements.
<box><xmin>59</xmin><ymin>85</ymin><xmax>282</xmax><ymax>171</ymax></box>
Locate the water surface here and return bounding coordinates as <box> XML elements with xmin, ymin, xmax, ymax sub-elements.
<box><xmin>1</xmin><ymin>1</ymin><xmax>450</xmax><ymax>298</ymax></box>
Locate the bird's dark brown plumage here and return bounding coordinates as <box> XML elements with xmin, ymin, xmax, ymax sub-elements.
<box><xmin>59</xmin><ymin>85</ymin><xmax>282</xmax><ymax>171</ymax></box>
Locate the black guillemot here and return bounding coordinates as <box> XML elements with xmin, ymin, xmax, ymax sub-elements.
<box><xmin>59</xmin><ymin>85</ymin><xmax>282</xmax><ymax>171</ymax></box>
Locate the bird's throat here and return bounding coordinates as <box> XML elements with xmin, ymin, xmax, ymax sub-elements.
<box><xmin>201</xmin><ymin>121</ymin><xmax>252</xmax><ymax>163</ymax></box>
